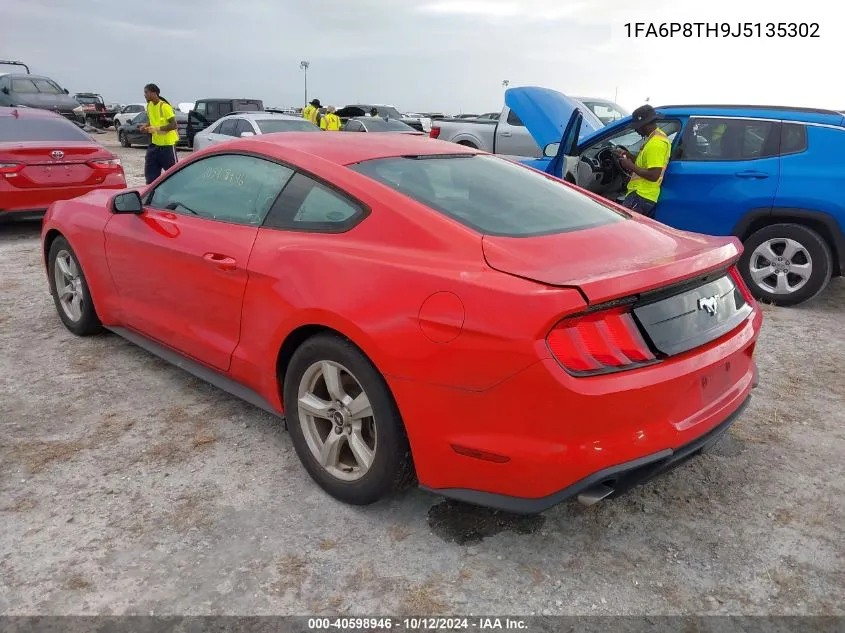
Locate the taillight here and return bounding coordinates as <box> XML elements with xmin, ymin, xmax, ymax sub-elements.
<box><xmin>547</xmin><ymin>306</ymin><xmax>657</xmax><ymax>375</ymax></box>
<box><xmin>430</xmin><ymin>126</ymin><xmax>440</xmax><ymax>139</ymax></box>
<box><xmin>0</xmin><ymin>163</ymin><xmax>24</xmax><ymax>176</ymax></box>
<box><xmin>88</xmin><ymin>158</ymin><xmax>122</xmax><ymax>170</ymax></box>
<box><xmin>729</xmin><ymin>265</ymin><xmax>755</xmax><ymax>306</ymax></box>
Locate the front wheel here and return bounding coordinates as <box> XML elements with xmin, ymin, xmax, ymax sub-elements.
<box><xmin>47</xmin><ymin>236</ymin><xmax>103</xmax><ymax>336</ymax></box>
<box><xmin>283</xmin><ymin>333</ymin><xmax>415</xmax><ymax>505</ymax></box>
<box><xmin>739</xmin><ymin>223</ymin><xmax>832</xmax><ymax>306</ymax></box>
<box><xmin>118</xmin><ymin>130</ymin><xmax>130</xmax><ymax>148</ymax></box>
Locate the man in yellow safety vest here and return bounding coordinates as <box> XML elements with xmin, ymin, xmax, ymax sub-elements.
<box><xmin>302</xmin><ymin>99</ymin><xmax>321</xmax><ymax>125</ymax></box>
<box><xmin>614</xmin><ymin>104</ymin><xmax>672</xmax><ymax>218</ymax></box>
<box><xmin>320</xmin><ymin>106</ymin><xmax>341</xmax><ymax>131</ymax></box>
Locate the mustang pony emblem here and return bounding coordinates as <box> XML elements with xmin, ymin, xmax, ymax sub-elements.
<box><xmin>698</xmin><ymin>295</ymin><xmax>719</xmax><ymax>316</ymax></box>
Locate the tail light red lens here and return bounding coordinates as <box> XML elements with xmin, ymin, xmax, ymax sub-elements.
<box><xmin>547</xmin><ymin>306</ymin><xmax>657</xmax><ymax>375</ymax></box>
<box><xmin>88</xmin><ymin>158</ymin><xmax>122</xmax><ymax>170</ymax></box>
<box><xmin>0</xmin><ymin>163</ymin><xmax>24</xmax><ymax>175</ymax></box>
<box><xmin>729</xmin><ymin>265</ymin><xmax>755</xmax><ymax>306</ymax></box>
<box><xmin>429</xmin><ymin>126</ymin><xmax>441</xmax><ymax>139</ymax></box>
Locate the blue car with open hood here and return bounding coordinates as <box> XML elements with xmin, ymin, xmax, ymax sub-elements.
<box><xmin>504</xmin><ymin>86</ymin><xmax>845</xmax><ymax>306</ymax></box>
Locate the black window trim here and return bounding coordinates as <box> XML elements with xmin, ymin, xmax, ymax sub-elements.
<box><xmin>677</xmin><ymin>116</ymin><xmax>782</xmax><ymax>163</ymax></box>
<box><xmin>141</xmin><ymin>150</ymin><xmax>371</xmax><ymax>233</ymax></box>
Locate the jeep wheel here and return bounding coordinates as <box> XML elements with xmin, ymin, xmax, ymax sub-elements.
<box><xmin>739</xmin><ymin>223</ymin><xmax>832</xmax><ymax>306</ymax></box>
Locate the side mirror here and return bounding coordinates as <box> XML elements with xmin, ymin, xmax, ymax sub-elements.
<box><xmin>63</xmin><ymin>88</ymin><xmax>69</xmax><ymax>94</ymax></box>
<box><xmin>111</xmin><ymin>191</ymin><xmax>143</xmax><ymax>214</ymax></box>
<box><xmin>1</xmin><ymin>87</ymin><xmax>8</xmax><ymax>94</ymax></box>
<box><xmin>240</xmin><ymin>131</ymin><xmax>255</xmax><ymax>137</ymax></box>
<box><xmin>543</xmin><ymin>142</ymin><xmax>560</xmax><ymax>158</ymax></box>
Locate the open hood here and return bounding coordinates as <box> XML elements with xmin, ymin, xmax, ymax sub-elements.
<box><xmin>504</xmin><ymin>87</ymin><xmax>603</xmax><ymax>150</ymax></box>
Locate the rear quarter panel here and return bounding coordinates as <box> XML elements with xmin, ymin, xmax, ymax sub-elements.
<box><xmin>774</xmin><ymin>125</ymin><xmax>845</xmax><ymax>227</ymax></box>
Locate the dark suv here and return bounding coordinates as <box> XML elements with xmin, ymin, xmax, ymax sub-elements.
<box><xmin>0</xmin><ymin>61</ymin><xmax>84</xmax><ymax>126</ymax></box>
<box><xmin>186</xmin><ymin>98</ymin><xmax>263</xmax><ymax>146</ymax></box>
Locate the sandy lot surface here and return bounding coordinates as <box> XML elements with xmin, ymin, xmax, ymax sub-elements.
<box><xmin>1</xmin><ymin>132</ymin><xmax>843</xmax><ymax>616</ymax></box>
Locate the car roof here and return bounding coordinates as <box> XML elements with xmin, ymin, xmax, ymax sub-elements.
<box><xmin>656</xmin><ymin>104</ymin><xmax>845</xmax><ymax>126</ymax></box>
<box><xmin>0</xmin><ymin>106</ymin><xmax>63</xmax><ymax>120</ymax></box>
<box><xmin>217</xmin><ymin>111</ymin><xmax>303</xmax><ymax>122</ymax></box>
<box><xmin>196</xmin><ymin>98</ymin><xmax>262</xmax><ymax>103</ymax></box>
<box><xmin>244</xmin><ymin>132</ymin><xmax>478</xmax><ymax>165</ymax></box>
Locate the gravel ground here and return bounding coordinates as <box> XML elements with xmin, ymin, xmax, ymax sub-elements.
<box><xmin>1</xmin><ymin>131</ymin><xmax>843</xmax><ymax>616</ymax></box>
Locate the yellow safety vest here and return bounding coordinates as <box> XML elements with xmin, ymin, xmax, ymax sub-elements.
<box><xmin>303</xmin><ymin>105</ymin><xmax>318</xmax><ymax>124</ymax></box>
<box><xmin>626</xmin><ymin>128</ymin><xmax>671</xmax><ymax>203</ymax></box>
<box><xmin>320</xmin><ymin>113</ymin><xmax>341</xmax><ymax>131</ymax></box>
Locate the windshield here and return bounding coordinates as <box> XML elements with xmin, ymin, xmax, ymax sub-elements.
<box><xmin>0</xmin><ymin>117</ymin><xmax>91</xmax><ymax>142</ymax></box>
<box><xmin>359</xmin><ymin>118</ymin><xmax>415</xmax><ymax>132</ymax></box>
<box><xmin>353</xmin><ymin>105</ymin><xmax>403</xmax><ymax>119</ymax></box>
<box><xmin>256</xmin><ymin>119</ymin><xmax>321</xmax><ymax>133</ymax></box>
<box><xmin>75</xmin><ymin>95</ymin><xmax>102</xmax><ymax>105</ymax></box>
<box><xmin>349</xmin><ymin>155</ymin><xmax>624</xmax><ymax>237</ymax></box>
<box><xmin>580</xmin><ymin>101</ymin><xmax>628</xmax><ymax>125</ymax></box>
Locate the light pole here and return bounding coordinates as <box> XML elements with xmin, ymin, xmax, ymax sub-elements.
<box><xmin>300</xmin><ymin>60</ymin><xmax>310</xmax><ymax>107</ymax></box>
<box><xmin>502</xmin><ymin>79</ymin><xmax>510</xmax><ymax>90</ymax></box>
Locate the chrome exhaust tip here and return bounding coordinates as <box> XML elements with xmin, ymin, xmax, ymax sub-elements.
<box><xmin>577</xmin><ymin>483</ymin><xmax>615</xmax><ymax>506</ymax></box>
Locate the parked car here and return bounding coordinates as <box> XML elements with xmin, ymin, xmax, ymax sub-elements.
<box><xmin>73</xmin><ymin>93</ymin><xmax>118</xmax><ymax>129</ymax></box>
<box><xmin>339</xmin><ymin>104</ymin><xmax>431</xmax><ymax>133</ymax></box>
<box><xmin>41</xmin><ymin>132</ymin><xmax>760</xmax><ymax>513</ymax></box>
<box><xmin>117</xmin><ymin>111</ymin><xmax>189</xmax><ymax>148</ymax></box>
<box><xmin>0</xmin><ymin>62</ymin><xmax>84</xmax><ymax>127</ymax></box>
<box><xmin>429</xmin><ymin>97</ymin><xmax>607</xmax><ymax>157</ymax></box>
<box><xmin>343</xmin><ymin>117</ymin><xmax>424</xmax><ymax>134</ymax></box>
<box><xmin>192</xmin><ymin>112</ymin><xmax>321</xmax><ymax>150</ymax></box>
<box><xmin>113</xmin><ymin>103</ymin><xmax>146</xmax><ymax>128</ymax></box>
<box><xmin>0</xmin><ymin>106</ymin><xmax>125</xmax><ymax>222</ymax></box>
<box><xmin>573</xmin><ymin>97</ymin><xmax>629</xmax><ymax>125</ymax></box>
<box><xmin>186</xmin><ymin>98</ymin><xmax>264</xmax><ymax>147</ymax></box>
<box><xmin>512</xmin><ymin>86</ymin><xmax>845</xmax><ymax>306</ymax></box>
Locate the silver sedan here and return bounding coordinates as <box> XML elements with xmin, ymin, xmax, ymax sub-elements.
<box><xmin>192</xmin><ymin>112</ymin><xmax>321</xmax><ymax>151</ymax></box>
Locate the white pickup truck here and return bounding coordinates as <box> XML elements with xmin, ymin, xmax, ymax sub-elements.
<box><xmin>430</xmin><ymin>94</ymin><xmax>626</xmax><ymax>158</ymax></box>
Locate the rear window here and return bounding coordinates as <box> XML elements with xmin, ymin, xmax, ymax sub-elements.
<box><xmin>349</xmin><ymin>155</ymin><xmax>624</xmax><ymax>237</ymax></box>
<box><xmin>256</xmin><ymin>119</ymin><xmax>321</xmax><ymax>133</ymax></box>
<box><xmin>233</xmin><ymin>101</ymin><xmax>262</xmax><ymax>112</ymax></box>
<box><xmin>0</xmin><ymin>117</ymin><xmax>91</xmax><ymax>142</ymax></box>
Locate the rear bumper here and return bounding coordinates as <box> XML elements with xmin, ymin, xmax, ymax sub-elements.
<box><xmin>426</xmin><ymin>395</ymin><xmax>751</xmax><ymax>514</ymax></box>
<box><xmin>0</xmin><ymin>180</ymin><xmax>125</xmax><ymax>215</ymax></box>
<box><xmin>392</xmin><ymin>309</ymin><xmax>761</xmax><ymax>512</ymax></box>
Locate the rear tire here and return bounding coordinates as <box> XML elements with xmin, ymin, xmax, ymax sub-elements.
<box><xmin>47</xmin><ymin>236</ymin><xmax>103</xmax><ymax>336</ymax></box>
<box><xmin>739</xmin><ymin>223</ymin><xmax>832</xmax><ymax>307</ymax></box>
<box><xmin>283</xmin><ymin>333</ymin><xmax>416</xmax><ymax>505</ymax></box>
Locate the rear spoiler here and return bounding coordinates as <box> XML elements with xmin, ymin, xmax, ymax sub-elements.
<box><xmin>0</xmin><ymin>60</ymin><xmax>30</xmax><ymax>74</ymax></box>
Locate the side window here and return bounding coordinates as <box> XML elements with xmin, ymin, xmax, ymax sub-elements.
<box><xmin>346</xmin><ymin>120</ymin><xmax>364</xmax><ymax>132</ymax></box>
<box><xmin>681</xmin><ymin>118</ymin><xmax>780</xmax><ymax>161</ymax></box>
<box><xmin>264</xmin><ymin>173</ymin><xmax>366</xmax><ymax>232</ymax></box>
<box><xmin>195</xmin><ymin>102</ymin><xmax>207</xmax><ymax>116</ymax></box>
<box><xmin>780</xmin><ymin>123</ymin><xmax>807</xmax><ymax>155</ymax></box>
<box><xmin>505</xmin><ymin>109</ymin><xmax>523</xmax><ymax>126</ymax></box>
<box><xmin>0</xmin><ymin>76</ymin><xmax>9</xmax><ymax>92</ymax></box>
<box><xmin>218</xmin><ymin>103</ymin><xmax>233</xmax><ymax>117</ymax></box>
<box><xmin>234</xmin><ymin>119</ymin><xmax>255</xmax><ymax>137</ymax></box>
<box><xmin>218</xmin><ymin>119</ymin><xmax>238</xmax><ymax>136</ymax></box>
<box><xmin>147</xmin><ymin>154</ymin><xmax>295</xmax><ymax>226</ymax></box>
<box><xmin>132</xmin><ymin>112</ymin><xmax>148</xmax><ymax>125</ymax></box>
<box><xmin>11</xmin><ymin>78</ymin><xmax>38</xmax><ymax>93</ymax></box>
<box><xmin>589</xmin><ymin>119</ymin><xmax>681</xmax><ymax>155</ymax></box>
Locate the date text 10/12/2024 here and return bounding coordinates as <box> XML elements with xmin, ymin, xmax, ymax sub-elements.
<box><xmin>623</xmin><ymin>22</ymin><xmax>820</xmax><ymax>38</ymax></box>
<box><xmin>307</xmin><ymin>617</ymin><xmax>529</xmax><ymax>630</ymax></box>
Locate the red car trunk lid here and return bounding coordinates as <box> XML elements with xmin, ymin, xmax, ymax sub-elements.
<box><xmin>481</xmin><ymin>218</ymin><xmax>741</xmax><ymax>305</ymax></box>
<box><xmin>0</xmin><ymin>141</ymin><xmax>109</xmax><ymax>188</ymax></box>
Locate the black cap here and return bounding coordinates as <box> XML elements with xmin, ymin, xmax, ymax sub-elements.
<box><xmin>631</xmin><ymin>104</ymin><xmax>658</xmax><ymax>129</ymax></box>
<box><xmin>310</xmin><ymin>98</ymin><xmax>321</xmax><ymax>107</ymax></box>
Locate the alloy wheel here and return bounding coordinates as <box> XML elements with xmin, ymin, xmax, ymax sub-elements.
<box><xmin>53</xmin><ymin>249</ymin><xmax>84</xmax><ymax>322</ymax></box>
<box><xmin>297</xmin><ymin>360</ymin><xmax>377</xmax><ymax>482</ymax></box>
<box><xmin>749</xmin><ymin>238</ymin><xmax>812</xmax><ymax>295</ymax></box>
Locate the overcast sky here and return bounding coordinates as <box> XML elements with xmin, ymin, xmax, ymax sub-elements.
<box><xmin>3</xmin><ymin>0</ymin><xmax>838</xmax><ymax>114</ymax></box>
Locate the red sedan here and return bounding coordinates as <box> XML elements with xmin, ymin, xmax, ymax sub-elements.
<box><xmin>41</xmin><ymin>133</ymin><xmax>762</xmax><ymax>513</ymax></box>
<box><xmin>1</xmin><ymin>106</ymin><xmax>125</xmax><ymax>222</ymax></box>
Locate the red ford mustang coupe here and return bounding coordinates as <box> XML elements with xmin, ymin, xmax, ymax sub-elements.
<box><xmin>1</xmin><ymin>106</ymin><xmax>125</xmax><ymax>221</ymax></box>
<box><xmin>41</xmin><ymin>133</ymin><xmax>762</xmax><ymax>513</ymax></box>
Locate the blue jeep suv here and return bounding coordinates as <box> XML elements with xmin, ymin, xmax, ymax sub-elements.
<box><xmin>510</xmin><ymin>88</ymin><xmax>845</xmax><ymax>306</ymax></box>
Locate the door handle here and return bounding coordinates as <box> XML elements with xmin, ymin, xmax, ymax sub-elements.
<box><xmin>202</xmin><ymin>252</ymin><xmax>237</xmax><ymax>271</ymax></box>
<box><xmin>735</xmin><ymin>170</ymin><xmax>769</xmax><ymax>179</ymax></box>
<box><xmin>499</xmin><ymin>131</ymin><xmax>512</xmax><ymax>137</ymax></box>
